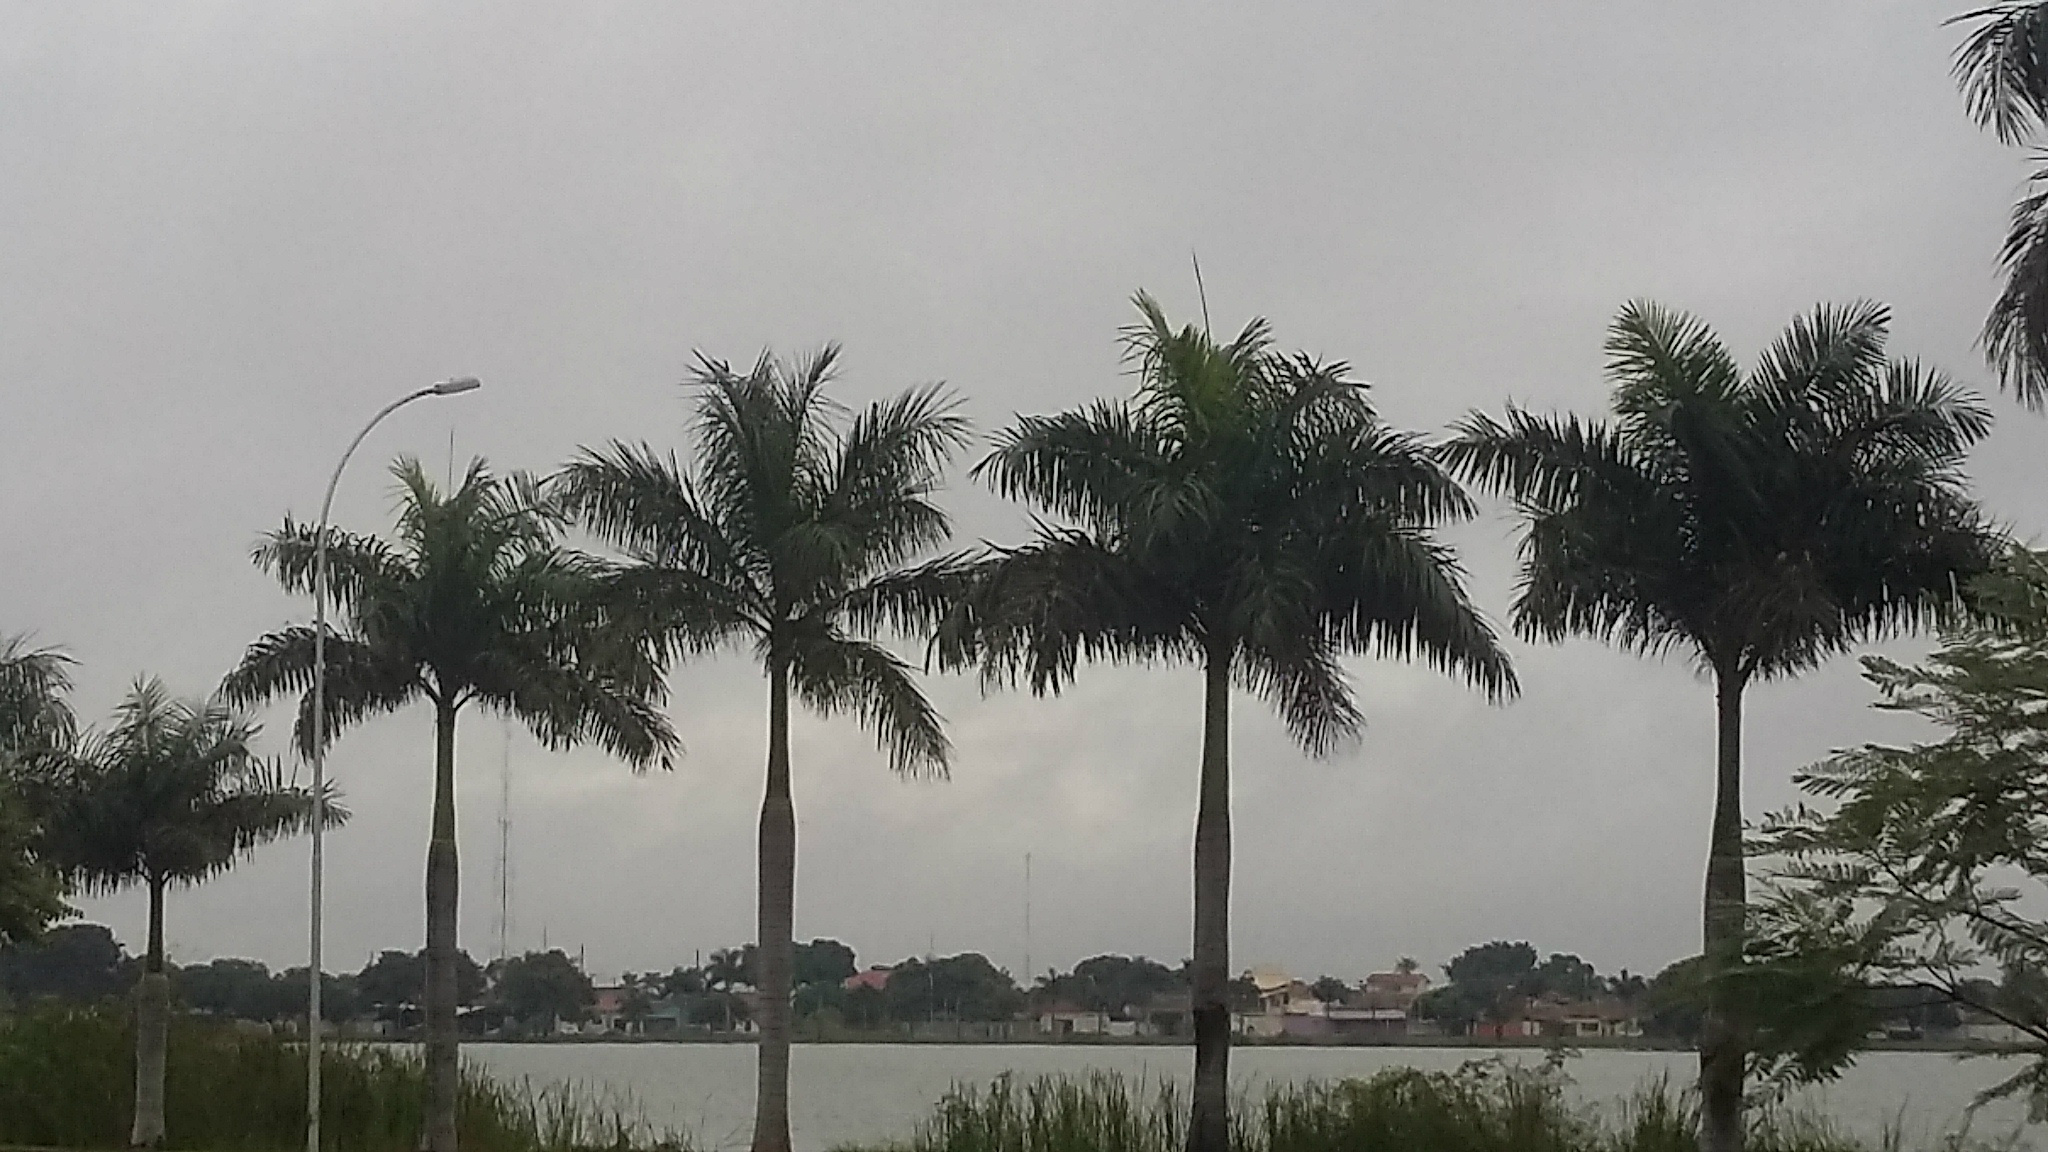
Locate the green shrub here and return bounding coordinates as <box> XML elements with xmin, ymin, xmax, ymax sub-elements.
<box><xmin>0</xmin><ymin>1003</ymin><xmax>686</xmax><ymax>1151</ymax></box>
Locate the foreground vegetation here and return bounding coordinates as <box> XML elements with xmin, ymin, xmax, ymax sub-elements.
<box><xmin>843</xmin><ymin>1065</ymin><xmax>1987</xmax><ymax>1152</ymax></box>
<box><xmin>0</xmin><ymin>1005</ymin><xmax>688</xmax><ymax>1152</ymax></box>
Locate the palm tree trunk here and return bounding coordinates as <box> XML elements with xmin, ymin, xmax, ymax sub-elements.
<box><xmin>1698</xmin><ymin>668</ymin><xmax>1748</xmax><ymax>1152</ymax></box>
<box><xmin>752</xmin><ymin>659</ymin><xmax>796</xmax><ymax>1152</ymax></box>
<box><xmin>1187</xmin><ymin>648</ymin><xmax>1232</xmax><ymax>1152</ymax></box>
<box><xmin>424</xmin><ymin>698</ymin><xmax>462</xmax><ymax>1152</ymax></box>
<box><xmin>131</xmin><ymin>874</ymin><xmax>168</xmax><ymax>1149</ymax></box>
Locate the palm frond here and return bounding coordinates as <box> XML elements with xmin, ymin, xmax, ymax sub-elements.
<box><xmin>938</xmin><ymin>527</ymin><xmax>1197</xmax><ymax>694</ymax></box>
<box><xmin>472</xmin><ymin>640</ymin><xmax>679</xmax><ymax>771</ymax></box>
<box><xmin>836</xmin><ymin>553</ymin><xmax>981</xmax><ymax>652</ymax></box>
<box><xmin>253</xmin><ymin>521</ymin><xmax>409</xmax><ymax>617</ymax></box>
<box><xmin>1985</xmin><ymin>165</ymin><xmax>2048</xmax><ymax>408</ymax></box>
<box><xmin>786</xmin><ymin>629</ymin><xmax>950</xmax><ymax>778</ymax></box>
<box><xmin>814</xmin><ymin>382</ymin><xmax>969</xmax><ymax>581</ymax></box>
<box><xmin>1606</xmin><ymin>299</ymin><xmax>1744</xmax><ymax>418</ymax></box>
<box><xmin>1442</xmin><ymin>408</ymin><xmax>1656</xmax><ymax>514</ymax></box>
<box><xmin>1513</xmin><ymin>491</ymin><xmax>1702</xmax><ymax>662</ymax></box>
<box><xmin>1235</xmin><ymin>636</ymin><xmax>1363</xmax><ymax>757</ymax></box>
<box><xmin>691</xmin><ymin>349</ymin><xmax>841</xmax><ymax>541</ymax></box>
<box><xmin>1319</xmin><ymin>521</ymin><xmax>1517</xmax><ymax>702</ymax></box>
<box><xmin>220</xmin><ymin>627</ymin><xmax>422</xmax><ymax>757</ymax></box>
<box><xmin>1296</xmin><ymin>409</ymin><xmax>1478</xmax><ymax>529</ymax></box>
<box><xmin>1465</xmin><ymin>299</ymin><xmax>2000</xmax><ymax>686</ymax></box>
<box><xmin>1951</xmin><ymin>2</ymin><xmax>2048</xmax><ymax>144</ymax></box>
<box><xmin>1750</xmin><ymin>301</ymin><xmax>1892</xmax><ymax>407</ymax></box>
<box><xmin>554</xmin><ymin>443</ymin><xmax>767</xmax><ymax>599</ymax></box>
<box><xmin>1121</xmin><ymin>289</ymin><xmax>1271</xmax><ymax>442</ymax></box>
<box><xmin>287</xmin><ymin>642</ymin><xmax>424</xmax><ymax>758</ymax></box>
<box><xmin>975</xmin><ymin>403</ymin><xmax>1204</xmax><ymax>544</ymax></box>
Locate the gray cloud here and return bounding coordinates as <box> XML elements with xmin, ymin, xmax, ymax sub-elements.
<box><xmin>2</xmin><ymin>0</ymin><xmax>2039</xmax><ymax>985</ymax></box>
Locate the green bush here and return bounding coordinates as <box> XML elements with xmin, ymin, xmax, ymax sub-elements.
<box><xmin>0</xmin><ymin>1003</ymin><xmax>686</xmax><ymax>1151</ymax></box>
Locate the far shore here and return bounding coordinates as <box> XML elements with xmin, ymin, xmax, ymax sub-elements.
<box><xmin>441</xmin><ymin>1032</ymin><xmax>2020</xmax><ymax>1056</ymax></box>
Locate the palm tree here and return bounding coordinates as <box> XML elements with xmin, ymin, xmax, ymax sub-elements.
<box><xmin>1951</xmin><ymin>2</ymin><xmax>2048</xmax><ymax>405</ymax></box>
<box><xmin>222</xmin><ymin>458</ymin><xmax>677</xmax><ymax>1152</ymax></box>
<box><xmin>1442</xmin><ymin>300</ymin><xmax>1999</xmax><ymax>1152</ymax></box>
<box><xmin>0</xmin><ymin>635</ymin><xmax>75</xmax><ymax>946</ymax></box>
<box><xmin>553</xmin><ymin>347</ymin><xmax>968</xmax><ymax>1152</ymax></box>
<box><xmin>0</xmin><ymin>635</ymin><xmax>75</xmax><ymax>762</ymax></box>
<box><xmin>937</xmin><ymin>293</ymin><xmax>1515</xmax><ymax>1152</ymax></box>
<box><xmin>41</xmin><ymin>678</ymin><xmax>332</xmax><ymax>1149</ymax></box>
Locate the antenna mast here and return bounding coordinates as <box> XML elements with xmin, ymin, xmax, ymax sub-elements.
<box><xmin>1023</xmin><ymin>852</ymin><xmax>1032</xmax><ymax>986</ymax></box>
<box><xmin>492</xmin><ymin>722</ymin><xmax>513</xmax><ymax>962</ymax></box>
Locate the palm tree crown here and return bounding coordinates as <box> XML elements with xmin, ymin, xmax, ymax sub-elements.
<box><xmin>945</xmin><ymin>291</ymin><xmax>1515</xmax><ymax>732</ymax></box>
<box><xmin>0</xmin><ymin>634</ymin><xmax>75</xmax><ymax>770</ymax></box>
<box><xmin>222</xmin><ymin>457</ymin><xmax>676</xmax><ymax>764</ymax></box>
<box><xmin>1443</xmin><ymin>301</ymin><xmax>1997</xmax><ymax>685</ymax></box>
<box><xmin>555</xmin><ymin>347</ymin><xmax>969</xmax><ymax>773</ymax></box>
<box><xmin>45</xmin><ymin>678</ymin><xmax>327</xmax><ymax>899</ymax></box>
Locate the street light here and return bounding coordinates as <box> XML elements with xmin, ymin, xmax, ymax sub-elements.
<box><xmin>306</xmin><ymin>377</ymin><xmax>479</xmax><ymax>1152</ymax></box>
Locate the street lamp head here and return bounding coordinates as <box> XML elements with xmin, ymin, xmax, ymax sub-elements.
<box><xmin>431</xmin><ymin>376</ymin><xmax>482</xmax><ymax>395</ymax></box>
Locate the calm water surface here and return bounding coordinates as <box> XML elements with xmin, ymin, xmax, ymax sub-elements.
<box><xmin>465</xmin><ymin>1043</ymin><xmax>2042</xmax><ymax>1151</ymax></box>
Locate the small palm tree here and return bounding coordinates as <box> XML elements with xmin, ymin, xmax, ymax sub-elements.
<box><xmin>1443</xmin><ymin>300</ymin><xmax>2000</xmax><ymax>1152</ymax></box>
<box><xmin>0</xmin><ymin>635</ymin><xmax>76</xmax><ymax>946</ymax></box>
<box><xmin>42</xmin><ymin>678</ymin><xmax>333</xmax><ymax>1149</ymax></box>
<box><xmin>939</xmin><ymin>293</ymin><xmax>1514</xmax><ymax>1152</ymax></box>
<box><xmin>554</xmin><ymin>347</ymin><xmax>968</xmax><ymax>1152</ymax></box>
<box><xmin>222</xmin><ymin>458</ymin><xmax>677</xmax><ymax>1152</ymax></box>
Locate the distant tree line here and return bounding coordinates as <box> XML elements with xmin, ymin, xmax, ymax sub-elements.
<box><xmin>5</xmin><ymin>920</ymin><xmax>1724</xmax><ymax>1039</ymax></box>
<box><xmin>0</xmin><ymin>924</ymin><xmax>598</xmax><ymax>1036</ymax></box>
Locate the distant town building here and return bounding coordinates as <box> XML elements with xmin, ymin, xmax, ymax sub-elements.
<box><xmin>1036</xmin><ymin>1002</ymin><xmax>1110</xmax><ymax>1036</ymax></box>
<box><xmin>1522</xmin><ymin>997</ymin><xmax>1642</xmax><ymax>1039</ymax></box>
<box><xmin>1362</xmin><ymin>968</ymin><xmax>1430</xmax><ymax>1002</ymax></box>
<box><xmin>842</xmin><ymin>967</ymin><xmax>891</xmax><ymax>993</ymax></box>
<box><xmin>590</xmin><ymin>984</ymin><xmax>630</xmax><ymax>1033</ymax></box>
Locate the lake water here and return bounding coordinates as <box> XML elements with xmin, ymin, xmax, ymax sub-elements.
<box><xmin>464</xmin><ymin>1043</ymin><xmax>2044</xmax><ymax>1151</ymax></box>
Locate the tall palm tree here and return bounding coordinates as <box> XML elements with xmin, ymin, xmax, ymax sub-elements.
<box><xmin>937</xmin><ymin>293</ymin><xmax>1515</xmax><ymax>1152</ymax></box>
<box><xmin>0</xmin><ymin>635</ymin><xmax>75</xmax><ymax>946</ymax></box>
<box><xmin>1951</xmin><ymin>2</ymin><xmax>2048</xmax><ymax>405</ymax></box>
<box><xmin>41</xmin><ymin>678</ymin><xmax>332</xmax><ymax>1149</ymax></box>
<box><xmin>222</xmin><ymin>458</ymin><xmax>677</xmax><ymax>1152</ymax></box>
<box><xmin>1443</xmin><ymin>300</ymin><xmax>1999</xmax><ymax>1152</ymax></box>
<box><xmin>553</xmin><ymin>347</ymin><xmax>968</xmax><ymax>1152</ymax></box>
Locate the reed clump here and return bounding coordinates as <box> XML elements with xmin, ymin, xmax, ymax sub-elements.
<box><xmin>0</xmin><ymin>1003</ymin><xmax>688</xmax><ymax>1152</ymax></box>
<box><xmin>843</xmin><ymin>1062</ymin><xmax>1989</xmax><ymax>1152</ymax></box>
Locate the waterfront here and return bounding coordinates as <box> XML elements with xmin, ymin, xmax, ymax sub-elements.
<box><xmin>467</xmin><ymin>1043</ymin><xmax>2041</xmax><ymax>1152</ymax></box>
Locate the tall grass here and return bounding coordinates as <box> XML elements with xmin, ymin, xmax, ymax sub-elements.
<box><xmin>841</xmin><ymin>1062</ymin><xmax>2003</xmax><ymax>1152</ymax></box>
<box><xmin>0</xmin><ymin>1004</ymin><xmax>688</xmax><ymax>1151</ymax></box>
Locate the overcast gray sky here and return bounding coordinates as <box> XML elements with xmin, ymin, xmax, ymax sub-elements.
<box><xmin>3</xmin><ymin>1</ymin><xmax>2040</xmax><ymax>987</ymax></box>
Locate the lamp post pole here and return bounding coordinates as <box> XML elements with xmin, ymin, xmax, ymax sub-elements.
<box><xmin>306</xmin><ymin>377</ymin><xmax>479</xmax><ymax>1152</ymax></box>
